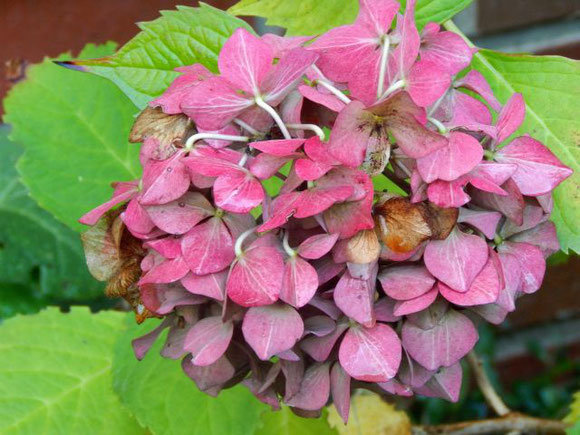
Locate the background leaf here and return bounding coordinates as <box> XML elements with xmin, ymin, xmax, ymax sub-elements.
<box><xmin>229</xmin><ymin>0</ymin><xmax>473</xmax><ymax>35</ymax></box>
<box><xmin>65</xmin><ymin>4</ymin><xmax>253</xmax><ymax>109</ymax></box>
<box><xmin>0</xmin><ymin>307</ymin><xmax>144</xmax><ymax>434</ymax></box>
<box><xmin>3</xmin><ymin>43</ymin><xmax>141</xmax><ymax>232</ymax></box>
<box><xmin>445</xmin><ymin>21</ymin><xmax>580</xmax><ymax>253</ymax></box>
<box><xmin>0</xmin><ymin>126</ymin><xmax>101</xmax><ymax>313</ymax></box>
<box><xmin>256</xmin><ymin>406</ymin><xmax>337</xmax><ymax>435</ymax></box>
<box><xmin>113</xmin><ymin>317</ymin><xmax>269</xmax><ymax>435</ymax></box>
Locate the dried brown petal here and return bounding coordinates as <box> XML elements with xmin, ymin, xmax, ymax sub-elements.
<box><xmin>346</xmin><ymin>229</ymin><xmax>381</xmax><ymax>264</ymax></box>
<box><xmin>422</xmin><ymin>203</ymin><xmax>458</xmax><ymax>240</ymax></box>
<box><xmin>129</xmin><ymin>106</ymin><xmax>191</xmax><ymax>150</ymax></box>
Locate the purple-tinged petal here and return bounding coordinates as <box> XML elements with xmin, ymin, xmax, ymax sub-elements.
<box><xmin>304</xmin><ymin>315</ymin><xmax>336</xmax><ymax>337</ymax></box>
<box><xmin>300</xmin><ymin>320</ymin><xmax>349</xmax><ymax>361</ymax></box>
<box><xmin>132</xmin><ymin>317</ymin><xmax>172</xmax><ymax>360</ymax></box>
<box><xmin>242</xmin><ymin>303</ymin><xmax>304</xmax><ymax>360</ymax></box>
<box><xmin>313</xmin><ymin>256</ymin><xmax>346</xmax><ymax>287</ymax></box>
<box><xmin>374</xmin><ymin>297</ymin><xmax>401</xmax><ymax>322</ymax></box>
<box><xmin>414</xmin><ymin>363</ymin><xmax>462</xmax><ymax>402</ymax></box>
<box><xmin>184</xmin><ymin>316</ymin><xmax>233</xmax><ymax>366</ymax></box>
<box><xmin>339</xmin><ymin>323</ymin><xmax>402</xmax><ymax>382</ymax></box>
<box><xmin>145</xmin><ymin>191</ymin><xmax>213</xmax><ymax>235</ymax></box>
<box><xmin>510</xmin><ymin>221</ymin><xmax>560</xmax><ymax>258</ymax></box>
<box><xmin>378</xmin><ymin>379</ymin><xmax>414</xmax><ymax>397</ymax></box>
<box><xmin>470</xmin><ymin>178</ymin><xmax>525</xmax><ymax>225</ymax></box>
<box><xmin>334</xmin><ymin>266</ymin><xmax>377</xmax><ymax>327</ymax></box>
<box><xmin>496</xmin><ymin>93</ymin><xmax>525</xmax><ymax>143</ymax></box>
<box><xmin>420</xmin><ymin>31</ymin><xmax>474</xmax><ymax>75</ymax></box>
<box><xmin>398</xmin><ymin>355</ymin><xmax>434</xmax><ymax>388</ymax></box>
<box><xmin>424</xmin><ymin>227</ymin><xmax>488</xmax><ymax>292</ymax></box>
<box><xmin>182</xmin><ymin>354</ymin><xmax>235</xmax><ymax>397</ymax></box>
<box><xmin>402</xmin><ymin>309</ymin><xmax>478</xmax><ymax>370</ymax></box>
<box><xmin>417</xmin><ymin>132</ymin><xmax>483</xmax><ymax>183</ymax></box>
<box><xmin>379</xmin><ymin>264</ymin><xmax>436</xmax><ymax>301</ymax></box>
<box><xmin>393</xmin><ymin>287</ymin><xmax>438</xmax><ymax>316</ymax></box>
<box><xmin>182</xmin><ymin>217</ymin><xmax>235</xmax><ymax>275</ymax></box>
<box><xmin>457</xmin><ymin>208</ymin><xmax>502</xmax><ymax>239</ymax></box>
<box><xmin>227</xmin><ymin>245</ymin><xmax>284</xmax><ymax>306</ymax></box>
<box><xmin>324</xmin><ymin>200</ymin><xmax>375</xmax><ymax>239</ymax></box>
<box><xmin>498</xmin><ymin>241</ymin><xmax>545</xmax><ymax>294</ymax></box>
<box><xmin>495</xmin><ymin>136</ymin><xmax>573</xmax><ymax>196</ymax></box>
<box><xmin>330</xmin><ymin>363</ymin><xmax>351</xmax><ymax>424</ymax></box>
<box><xmin>286</xmin><ymin>363</ymin><xmax>331</xmax><ymax>411</ymax></box>
<box><xmin>407</xmin><ymin>60</ymin><xmax>451</xmax><ymax>107</ymax></box>
<box><xmin>280</xmin><ymin>256</ymin><xmax>319</xmax><ymax>308</ymax></box>
<box><xmin>281</xmin><ymin>359</ymin><xmax>305</xmax><ymax>401</ymax></box>
<box><xmin>500</xmin><ymin>203</ymin><xmax>545</xmax><ymax>239</ymax></box>
<box><xmin>471</xmin><ymin>304</ymin><xmax>509</xmax><ymax>325</ymax></box>
<box><xmin>181</xmin><ymin>270</ymin><xmax>227</xmax><ymax>301</ymax></box>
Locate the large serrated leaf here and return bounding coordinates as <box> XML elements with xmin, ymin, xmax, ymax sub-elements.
<box><xmin>113</xmin><ymin>316</ymin><xmax>269</xmax><ymax>435</ymax></box>
<box><xmin>3</xmin><ymin>43</ymin><xmax>141</xmax><ymax>232</ymax></box>
<box><xmin>256</xmin><ymin>406</ymin><xmax>337</xmax><ymax>435</ymax></box>
<box><xmin>0</xmin><ymin>126</ymin><xmax>101</xmax><ymax>306</ymax></box>
<box><xmin>0</xmin><ymin>307</ymin><xmax>145</xmax><ymax>434</ymax></box>
<box><xmin>62</xmin><ymin>4</ymin><xmax>253</xmax><ymax>109</ymax></box>
<box><xmin>229</xmin><ymin>0</ymin><xmax>472</xmax><ymax>35</ymax></box>
<box><xmin>445</xmin><ymin>21</ymin><xmax>580</xmax><ymax>253</ymax></box>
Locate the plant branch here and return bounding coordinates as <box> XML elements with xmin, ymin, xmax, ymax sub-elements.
<box><xmin>412</xmin><ymin>413</ymin><xmax>569</xmax><ymax>435</ymax></box>
<box><xmin>466</xmin><ymin>351</ymin><xmax>510</xmax><ymax>417</ymax></box>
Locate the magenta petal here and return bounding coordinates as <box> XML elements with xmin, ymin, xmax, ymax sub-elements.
<box><xmin>184</xmin><ymin>316</ymin><xmax>233</xmax><ymax>366</ymax></box>
<box><xmin>181</xmin><ymin>270</ymin><xmax>227</xmax><ymax>301</ymax></box>
<box><xmin>495</xmin><ymin>136</ymin><xmax>572</xmax><ymax>196</ymax></box>
<box><xmin>356</xmin><ymin>0</ymin><xmax>399</xmax><ymax>33</ymax></box>
<box><xmin>218</xmin><ymin>28</ymin><xmax>273</xmax><ymax>94</ymax></box>
<box><xmin>297</xmin><ymin>233</ymin><xmax>339</xmax><ymax>259</ymax></box>
<box><xmin>295</xmin><ymin>158</ymin><xmax>332</xmax><ymax>181</ymax></box>
<box><xmin>496</xmin><ymin>93</ymin><xmax>525</xmax><ymax>143</ymax></box>
<box><xmin>295</xmin><ymin>186</ymin><xmax>354</xmax><ymax>218</ymax></box>
<box><xmin>250</xmin><ymin>138</ymin><xmax>306</xmax><ymax>156</ymax></box>
<box><xmin>146</xmin><ymin>191</ymin><xmax>214</xmax><ymax>235</ymax></box>
<box><xmin>249</xmin><ymin>153</ymin><xmax>293</xmax><ymax>180</ymax></box>
<box><xmin>140</xmin><ymin>151</ymin><xmax>190</xmax><ymax>205</ymax></box>
<box><xmin>330</xmin><ymin>363</ymin><xmax>351</xmax><ymax>424</ymax></box>
<box><xmin>182</xmin><ymin>152</ymin><xmax>241</xmax><ymax>177</ymax></box>
<box><xmin>468</xmin><ymin>162</ymin><xmax>517</xmax><ymax>195</ymax></box>
<box><xmin>393</xmin><ymin>287</ymin><xmax>438</xmax><ymax>316</ymax></box>
<box><xmin>334</xmin><ymin>267</ymin><xmax>377</xmax><ymax>327</ymax></box>
<box><xmin>227</xmin><ymin>245</ymin><xmax>284</xmax><ymax>306</ymax></box>
<box><xmin>394</xmin><ymin>0</ymin><xmax>420</xmax><ymax>76</ymax></box>
<box><xmin>498</xmin><ymin>241</ymin><xmax>545</xmax><ymax>294</ymax></box>
<box><xmin>339</xmin><ymin>323</ymin><xmax>402</xmax><ymax>382</ymax></box>
<box><xmin>145</xmin><ymin>237</ymin><xmax>182</xmax><ymax>259</ymax></box>
<box><xmin>457</xmin><ymin>208</ymin><xmax>502</xmax><ymax>239</ymax></box>
<box><xmin>140</xmin><ymin>256</ymin><xmax>190</xmax><ymax>285</ymax></box>
<box><xmin>122</xmin><ymin>197</ymin><xmax>155</xmax><ymax>234</ymax></box>
<box><xmin>299</xmin><ymin>84</ymin><xmax>346</xmax><ymax>112</ymax></box>
<box><xmin>257</xmin><ymin>191</ymin><xmax>302</xmax><ymax>232</ymax></box>
<box><xmin>280</xmin><ymin>256</ymin><xmax>319</xmax><ymax>308</ymax></box>
<box><xmin>151</xmin><ymin>64</ymin><xmax>212</xmax><ymax>114</ymax></box>
<box><xmin>328</xmin><ymin>100</ymin><xmax>369</xmax><ymax>167</ymax></box>
<box><xmin>242</xmin><ymin>303</ymin><xmax>304</xmax><ymax>360</ymax></box>
<box><xmin>182</xmin><ymin>354</ymin><xmax>235</xmax><ymax>397</ymax></box>
<box><xmin>182</xmin><ymin>217</ymin><xmax>235</xmax><ymax>274</ymax></box>
<box><xmin>417</xmin><ymin>132</ymin><xmax>483</xmax><ymax>183</ymax></box>
<box><xmin>79</xmin><ymin>181</ymin><xmax>138</xmax><ymax>225</ymax></box>
<box><xmin>313</xmin><ymin>257</ymin><xmax>346</xmax><ymax>287</ymax></box>
<box><xmin>420</xmin><ymin>31</ymin><xmax>474</xmax><ymax>75</ymax></box>
<box><xmin>213</xmin><ymin>170</ymin><xmax>264</xmax><ymax>213</ymax></box>
<box><xmin>300</xmin><ymin>320</ymin><xmax>349</xmax><ymax>361</ymax></box>
<box><xmin>424</xmin><ymin>227</ymin><xmax>489</xmax><ymax>292</ymax></box>
<box><xmin>455</xmin><ymin>70</ymin><xmax>501</xmax><ymax>112</ymax></box>
<box><xmin>427</xmin><ymin>178</ymin><xmax>471</xmax><ymax>208</ymax></box>
<box><xmin>402</xmin><ymin>309</ymin><xmax>478</xmax><ymax>370</ymax></box>
<box><xmin>286</xmin><ymin>363</ymin><xmax>331</xmax><ymax>411</ymax></box>
<box><xmin>407</xmin><ymin>60</ymin><xmax>451</xmax><ymax>107</ymax></box>
<box><xmin>439</xmin><ymin>254</ymin><xmax>501</xmax><ymax>306</ymax></box>
<box><xmin>379</xmin><ymin>264</ymin><xmax>435</xmax><ymax>301</ymax></box>
<box><xmin>414</xmin><ymin>363</ymin><xmax>462</xmax><ymax>402</ymax></box>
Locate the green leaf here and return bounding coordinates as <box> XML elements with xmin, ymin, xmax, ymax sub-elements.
<box><xmin>3</xmin><ymin>43</ymin><xmax>141</xmax><ymax>232</ymax></box>
<box><xmin>0</xmin><ymin>307</ymin><xmax>144</xmax><ymax>434</ymax></box>
<box><xmin>256</xmin><ymin>406</ymin><xmax>337</xmax><ymax>435</ymax></box>
<box><xmin>445</xmin><ymin>21</ymin><xmax>580</xmax><ymax>253</ymax></box>
<box><xmin>0</xmin><ymin>126</ymin><xmax>101</xmax><ymax>305</ymax></box>
<box><xmin>113</xmin><ymin>316</ymin><xmax>269</xmax><ymax>435</ymax></box>
<box><xmin>65</xmin><ymin>4</ymin><xmax>253</xmax><ymax>109</ymax></box>
<box><xmin>229</xmin><ymin>0</ymin><xmax>472</xmax><ymax>36</ymax></box>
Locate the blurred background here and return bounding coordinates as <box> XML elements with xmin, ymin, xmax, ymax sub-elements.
<box><xmin>1</xmin><ymin>0</ymin><xmax>579</xmax><ymax>424</ymax></box>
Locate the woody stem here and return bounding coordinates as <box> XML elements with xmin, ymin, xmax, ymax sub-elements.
<box><xmin>467</xmin><ymin>351</ymin><xmax>511</xmax><ymax>416</ymax></box>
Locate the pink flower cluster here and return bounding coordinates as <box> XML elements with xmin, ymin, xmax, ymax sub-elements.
<box><xmin>80</xmin><ymin>0</ymin><xmax>572</xmax><ymax>421</ymax></box>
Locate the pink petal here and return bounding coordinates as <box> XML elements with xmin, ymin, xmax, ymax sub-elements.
<box><xmin>295</xmin><ymin>157</ymin><xmax>332</xmax><ymax>181</ymax></box>
<box><xmin>339</xmin><ymin>323</ymin><xmax>402</xmax><ymax>382</ymax></box>
<box><xmin>140</xmin><ymin>256</ymin><xmax>190</xmax><ymax>285</ymax></box>
<box><xmin>145</xmin><ymin>237</ymin><xmax>182</xmax><ymax>259</ymax></box>
<box><xmin>181</xmin><ymin>270</ymin><xmax>227</xmax><ymax>301</ymax></box>
<box><xmin>420</xmin><ymin>31</ymin><xmax>474</xmax><ymax>75</ymax></box>
<box><xmin>313</xmin><ymin>257</ymin><xmax>346</xmax><ymax>287</ymax></box>
<box><xmin>416</xmin><ymin>132</ymin><xmax>483</xmax><ymax>183</ymax></box>
<box><xmin>330</xmin><ymin>363</ymin><xmax>351</xmax><ymax>424</ymax></box>
<box><xmin>145</xmin><ymin>191</ymin><xmax>214</xmax><ymax>235</ymax></box>
<box><xmin>393</xmin><ymin>287</ymin><xmax>438</xmax><ymax>316</ymax></box>
<box><xmin>470</xmin><ymin>178</ymin><xmax>525</xmax><ymax>225</ymax></box>
<box><xmin>285</xmin><ymin>363</ymin><xmax>331</xmax><ymax>411</ymax></box>
<box><xmin>356</xmin><ymin>0</ymin><xmax>399</xmax><ymax>33</ymax></box>
<box><xmin>242</xmin><ymin>303</ymin><xmax>304</xmax><ymax>360</ymax></box>
<box><xmin>300</xmin><ymin>320</ymin><xmax>349</xmax><ymax>361</ymax></box>
<box><xmin>394</xmin><ymin>0</ymin><xmax>420</xmax><ymax>77</ymax></box>
<box><xmin>257</xmin><ymin>191</ymin><xmax>302</xmax><ymax>232</ymax></box>
<box><xmin>468</xmin><ymin>162</ymin><xmax>517</xmax><ymax>195</ymax></box>
<box><xmin>500</xmin><ymin>203</ymin><xmax>546</xmax><ymax>239</ymax></box>
<box><xmin>379</xmin><ymin>264</ymin><xmax>435</xmax><ymax>300</ymax></box>
<box><xmin>213</xmin><ymin>170</ymin><xmax>264</xmax><ymax>213</ymax></box>
<box><xmin>496</xmin><ymin>93</ymin><xmax>525</xmax><ymax>143</ymax></box>
<box><xmin>424</xmin><ymin>227</ymin><xmax>489</xmax><ymax>292</ymax></box>
<box><xmin>334</xmin><ymin>267</ymin><xmax>377</xmax><ymax>327</ymax></box>
<box><xmin>249</xmin><ymin>153</ymin><xmax>293</xmax><ymax>180</ymax></box>
<box><xmin>414</xmin><ymin>363</ymin><xmax>462</xmax><ymax>402</ymax></box>
<box><xmin>182</xmin><ymin>150</ymin><xmax>241</xmax><ymax>177</ymax></box>
<box><xmin>151</xmin><ymin>64</ymin><xmax>212</xmax><ymax>114</ymax></box>
<box><xmin>407</xmin><ymin>60</ymin><xmax>451</xmax><ymax>107</ymax></box>
<box><xmin>227</xmin><ymin>245</ymin><xmax>284</xmax><ymax>306</ymax></box>
<box><xmin>328</xmin><ymin>100</ymin><xmax>370</xmax><ymax>167</ymax></box>
<box><xmin>498</xmin><ymin>241</ymin><xmax>545</xmax><ymax>294</ymax></box>
<box><xmin>140</xmin><ymin>151</ymin><xmax>190</xmax><ymax>205</ymax></box>
<box><xmin>457</xmin><ymin>208</ymin><xmax>502</xmax><ymax>239</ymax></box>
<box><xmin>218</xmin><ymin>28</ymin><xmax>273</xmax><ymax>94</ymax></box>
<box><xmin>79</xmin><ymin>181</ymin><xmax>138</xmax><ymax>225</ymax></box>
<box><xmin>324</xmin><ymin>200</ymin><xmax>375</xmax><ymax>239</ymax></box>
<box><xmin>297</xmin><ymin>233</ymin><xmax>339</xmax><ymax>259</ymax></box>
<box><xmin>299</xmin><ymin>84</ymin><xmax>346</xmax><ymax>112</ymax></box>
<box><xmin>455</xmin><ymin>70</ymin><xmax>501</xmax><ymax>112</ymax></box>
<box><xmin>280</xmin><ymin>256</ymin><xmax>319</xmax><ymax>308</ymax></box>
<box><xmin>471</xmin><ymin>304</ymin><xmax>509</xmax><ymax>325</ymax></box>
<box><xmin>184</xmin><ymin>316</ymin><xmax>233</xmax><ymax>366</ymax></box>
<box><xmin>495</xmin><ymin>136</ymin><xmax>572</xmax><ymax>196</ymax></box>
<box><xmin>122</xmin><ymin>197</ymin><xmax>155</xmax><ymax>234</ymax></box>
<box><xmin>402</xmin><ymin>309</ymin><xmax>478</xmax><ymax>370</ymax></box>
<box><xmin>182</xmin><ymin>354</ymin><xmax>235</xmax><ymax>397</ymax></box>
<box><xmin>182</xmin><ymin>217</ymin><xmax>235</xmax><ymax>274</ymax></box>
<box><xmin>249</xmin><ymin>138</ymin><xmax>306</xmax><ymax>156</ymax></box>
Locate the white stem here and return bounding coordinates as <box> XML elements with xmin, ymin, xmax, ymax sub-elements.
<box><xmin>234</xmin><ymin>118</ymin><xmax>260</xmax><ymax>136</ymax></box>
<box><xmin>377</xmin><ymin>36</ymin><xmax>391</xmax><ymax>99</ymax></box>
<box><xmin>427</xmin><ymin>116</ymin><xmax>448</xmax><ymax>134</ymax></box>
<box><xmin>380</xmin><ymin>79</ymin><xmax>405</xmax><ymax>100</ymax></box>
<box><xmin>286</xmin><ymin>123</ymin><xmax>325</xmax><ymax>140</ymax></box>
<box><xmin>282</xmin><ymin>231</ymin><xmax>296</xmax><ymax>257</ymax></box>
<box><xmin>238</xmin><ymin>152</ymin><xmax>249</xmax><ymax>167</ymax></box>
<box><xmin>395</xmin><ymin>160</ymin><xmax>412</xmax><ymax>178</ymax></box>
<box><xmin>185</xmin><ymin>133</ymin><xmax>249</xmax><ymax>150</ymax></box>
<box><xmin>255</xmin><ymin>96</ymin><xmax>292</xmax><ymax>140</ymax></box>
<box><xmin>316</xmin><ymin>80</ymin><xmax>352</xmax><ymax>104</ymax></box>
<box><xmin>234</xmin><ymin>227</ymin><xmax>256</xmax><ymax>257</ymax></box>
<box><xmin>427</xmin><ymin>90</ymin><xmax>448</xmax><ymax>117</ymax></box>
